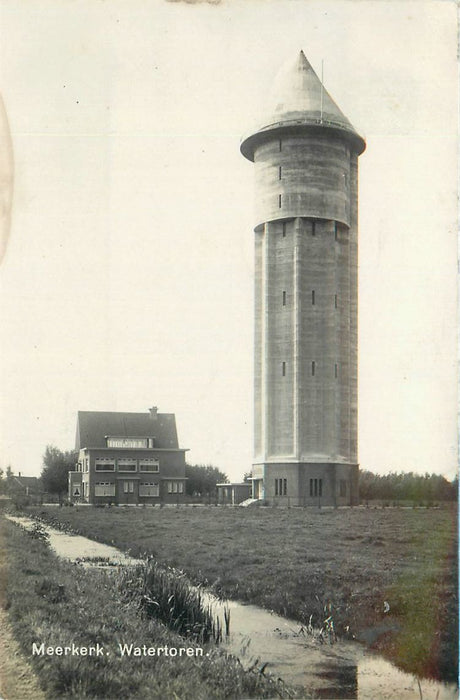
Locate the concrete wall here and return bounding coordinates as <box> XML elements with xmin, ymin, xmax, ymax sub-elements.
<box><xmin>263</xmin><ymin>462</ymin><xmax>358</xmax><ymax>506</ymax></box>
<box><xmin>252</xmin><ymin>128</ymin><xmax>360</xmax><ymax>506</ymax></box>
<box><xmin>253</xmin><ymin>133</ymin><xmax>351</xmax><ymax>231</ymax></box>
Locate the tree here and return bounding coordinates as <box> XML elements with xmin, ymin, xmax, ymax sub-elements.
<box><xmin>358</xmin><ymin>469</ymin><xmax>458</xmax><ymax>503</ymax></box>
<box><xmin>185</xmin><ymin>463</ymin><xmax>228</xmax><ymax>497</ymax></box>
<box><xmin>41</xmin><ymin>445</ymin><xmax>77</xmax><ymax>495</ymax></box>
<box><xmin>242</xmin><ymin>471</ymin><xmax>252</xmax><ymax>483</ymax></box>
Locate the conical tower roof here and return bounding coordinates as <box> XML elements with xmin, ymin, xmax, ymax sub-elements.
<box><xmin>241</xmin><ymin>51</ymin><xmax>365</xmax><ymax>161</ymax></box>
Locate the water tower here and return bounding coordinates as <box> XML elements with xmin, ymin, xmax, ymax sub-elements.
<box><xmin>241</xmin><ymin>51</ymin><xmax>365</xmax><ymax>505</ymax></box>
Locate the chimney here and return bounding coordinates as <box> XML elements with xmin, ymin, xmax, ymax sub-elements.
<box><xmin>18</xmin><ymin>471</ymin><xmax>21</xmax><ymax>477</ymax></box>
<box><xmin>149</xmin><ymin>406</ymin><xmax>158</xmax><ymax>420</ymax></box>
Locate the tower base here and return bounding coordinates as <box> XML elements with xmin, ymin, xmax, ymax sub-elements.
<box><xmin>252</xmin><ymin>462</ymin><xmax>359</xmax><ymax>507</ymax></box>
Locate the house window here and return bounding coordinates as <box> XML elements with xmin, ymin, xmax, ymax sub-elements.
<box><xmin>123</xmin><ymin>481</ymin><xmax>134</xmax><ymax>494</ymax></box>
<box><xmin>312</xmin><ymin>290</ymin><xmax>315</xmax><ymax>305</ymax></box>
<box><xmin>167</xmin><ymin>481</ymin><xmax>181</xmax><ymax>494</ymax></box>
<box><xmin>312</xmin><ymin>361</ymin><xmax>315</xmax><ymax>376</ymax></box>
<box><xmin>85</xmin><ymin>458</ymin><xmax>89</xmax><ymax>472</ymax></box>
<box><xmin>178</xmin><ymin>482</ymin><xmax>184</xmax><ymax>494</ymax></box>
<box><xmin>95</xmin><ymin>482</ymin><xmax>115</xmax><ymax>497</ymax></box>
<box><xmin>278</xmin><ymin>194</ymin><xmax>282</xmax><ymax>208</ymax></box>
<box><xmin>282</xmin><ymin>291</ymin><xmax>286</xmax><ymax>306</ymax></box>
<box><xmin>95</xmin><ymin>459</ymin><xmax>115</xmax><ymax>472</ymax></box>
<box><xmin>139</xmin><ymin>459</ymin><xmax>159</xmax><ymax>472</ymax></box>
<box><xmin>147</xmin><ymin>438</ymin><xmax>154</xmax><ymax>448</ymax></box>
<box><xmin>139</xmin><ymin>482</ymin><xmax>159</xmax><ymax>497</ymax></box>
<box><xmin>118</xmin><ymin>459</ymin><xmax>137</xmax><ymax>472</ymax></box>
<box><xmin>282</xmin><ymin>362</ymin><xmax>286</xmax><ymax>377</ymax></box>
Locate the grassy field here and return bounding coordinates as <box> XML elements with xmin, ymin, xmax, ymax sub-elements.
<box><xmin>0</xmin><ymin>515</ymin><xmax>293</xmax><ymax>699</ymax></box>
<box><xmin>27</xmin><ymin>503</ymin><xmax>458</xmax><ymax>685</ymax></box>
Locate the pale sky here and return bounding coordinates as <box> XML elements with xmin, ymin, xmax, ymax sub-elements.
<box><xmin>0</xmin><ymin>0</ymin><xmax>457</xmax><ymax>481</ymax></box>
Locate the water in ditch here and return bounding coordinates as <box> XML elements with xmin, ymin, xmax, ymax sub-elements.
<box><xmin>7</xmin><ymin>515</ymin><xmax>458</xmax><ymax>699</ymax></box>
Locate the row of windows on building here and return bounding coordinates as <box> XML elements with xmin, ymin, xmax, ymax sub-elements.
<box><xmin>273</xmin><ymin>478</ymin><xmax>347</xmax><ymax>497</ymax></box>
<box><xmin>276</xmin><ymin>478</ymin><xmax>322</xmax><ymax>497</ymax></box>
<box><xmin>281</xmin><ymin>291</ymin><xmax>338</xmax><ymax>307</ymax></box>
<box><xmin>280</xmin><ymin>220</ymin><xmax>342</xmax><ymax>240</ymax></box>
<box><xmin>84</xmin><ymin>458</ymin><xmax>160</xmax><ymax>473</ymax></box>
<box><xmin>282</xmin><ymin>361</ymin><xmax>339</xmax><ymax>377</ymax></box>
<box><xmin>94</xmin><ymin>481</ymin><xmax>184</xmax><ymax>497</ymax></box>
<box><xmin>106</xmin><ymin>437</ymin><xmax>155</xmax><ymax>449</ymax></box>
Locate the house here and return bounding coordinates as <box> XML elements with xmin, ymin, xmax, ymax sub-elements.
<box><xmin>68</xmin><ymin>407</ymin><xmax>187</xmax><ymax>505</ymax></box>
<box><xmin>8</xmin><ymin>473</ymin><xmax>42</xmax><ymax>497</ymax></box>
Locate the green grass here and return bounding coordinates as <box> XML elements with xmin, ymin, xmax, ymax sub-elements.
<box><xmin>0</xmin><ymin>516</ymin><xmax>295</xmax><ymax>699</ymax></box>
<box><xmin>27</xmin><ymin>503</ymin><xmax>458</xmax><ymax>684</ymax></box>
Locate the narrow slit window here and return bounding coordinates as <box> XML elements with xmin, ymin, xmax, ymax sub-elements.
<box><xmin>282</xmin><ymin>291</ymin><xmax>286</xmax><ymax>306</ymax></box>
<box><xmin>279</xmin><ymin>139</ymin><xmax>282</xmax><ymax>152</ymax></box>
<box><xmin>282</xmin><ymin>362</ymin><xmax>286</xmax><ymax>377</ymax></box>
<box><xmin>312</xmin><ymin>220</ymin><xmax>316</xmax><ymax>236</ymax></box>
<box><xmin>335</xmin><ymin>363</ymin><xmax>338</xmax><ymax>378</ymax></box>
<box><xmin>278</xmin><ymin>194</ymin><xmax>282</xmax><ymax>208</ymax></box>
<box><xmin>282</xmin><ymin>222</ymin><xmax>286</xmax><ymax>237</ymax></box>
<box><xmin>275</xmin><ymin>479</ymin><xmax>279</xmax><ymax>496</ymax></box>
<box><xmin>335</xmin><ymin>294</ymin><xmax>338</xmax><ymax>309</ymax></box>
<box><xmin>283</xmin><ymin>478</ymin><xmax>287</xmax><ymax>496</ymax></box>
<box><xmin>312</xmin><ymin>290</ymin><xmax>315</xmax><ymax>305</ymax></box>
<box><xmin>312</xmin><ymin>361</ymin><xmax>315</xmax><ymax>376</ymax></box>
<box><xmin>279</xmin><ymin>166</ymin><xmax>282</xmax><ymax>180</ymax></box>
<box><xmin>335</xmin><ymin>222</ymin><xmax>338</xmax><ymax>240</ymax></box>
<box><xmin>310</xmin><ymin>478</ymin><xmax>313</xmax><ymax>497</ymax></box>
<box><xmin>319</xmin><ymin>479</ymin><xmax>323</xmax><ymax>497</ymax></box>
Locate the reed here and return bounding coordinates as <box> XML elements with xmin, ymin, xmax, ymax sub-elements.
<box><xmin>118</xmin><ymin>560</ymin><xmax>228</xmax><ymax>643</ymax></box>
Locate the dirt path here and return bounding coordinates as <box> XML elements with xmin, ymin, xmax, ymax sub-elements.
<box><xmin>0</xmin><ymin>604</ymin><xmax>45</xmax><ymax>700</ymax></box>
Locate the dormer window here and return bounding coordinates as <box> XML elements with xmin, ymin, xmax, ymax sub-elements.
<box><xmin>106</xmin><ymin>436</ymin><xmax>151</xmax><ymax>449</ymax></box>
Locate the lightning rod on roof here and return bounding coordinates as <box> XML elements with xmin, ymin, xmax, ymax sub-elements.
<box><xmin>320</xmin><ymin>59</ymin><xmax>324</xmax><ymax>123</ymax></box>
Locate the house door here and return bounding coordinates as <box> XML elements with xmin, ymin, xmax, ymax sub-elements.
<box><xmin>118</xmin><ymin>480</ymin><xmax>136</xmax><ymax>504</ymax></box>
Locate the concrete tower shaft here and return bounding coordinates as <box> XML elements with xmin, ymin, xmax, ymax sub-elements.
<box><xmin>241</xmin><ymin>51</ymin><xmax>365</xmax><ymax>506</ymax></box>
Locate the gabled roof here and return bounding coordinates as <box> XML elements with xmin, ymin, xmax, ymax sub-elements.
<box><xmin>241</xmin><ymin>50</ymin><xmax>365</xmax><ymax>160</ymax></box>
<box><xmin>11</xmin><ymin>475</ymin><xmax>42</xmax><ymax>493</ymax></box>
<box><xmin>76</xmin><ymin>410</ymin><xmax>180</xmax><ymax>450</ymax></box>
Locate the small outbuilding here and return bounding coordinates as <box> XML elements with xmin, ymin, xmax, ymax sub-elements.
<box><xmin>216</xmin><ymin>482</ymin><xmax>252</xmax><ymax>505</ymax></box>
